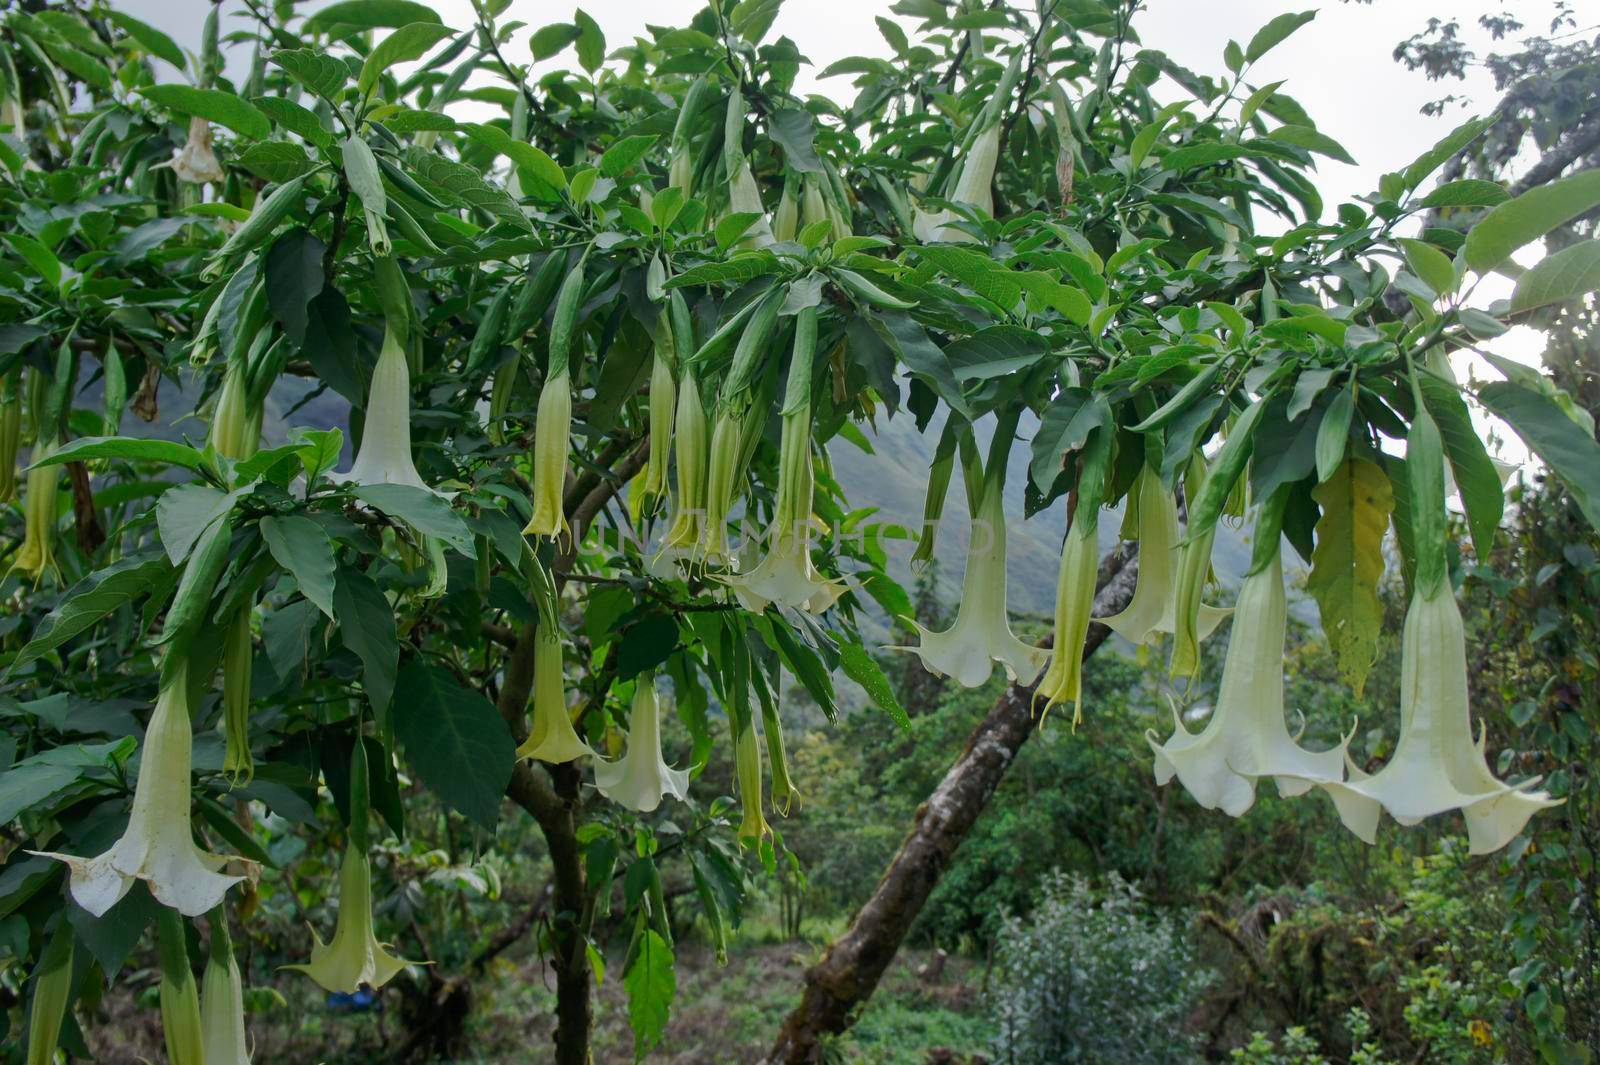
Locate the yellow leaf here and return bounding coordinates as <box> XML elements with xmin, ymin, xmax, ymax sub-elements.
<box><xmin>1308</xmin><ymin>457</ymin><xmax>1393</xmax><ymax>696</ymax></box>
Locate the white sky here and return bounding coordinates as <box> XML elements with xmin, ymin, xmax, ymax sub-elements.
<box><xmin>129</xmin><ymin>0</ymin><xmax>1588</xmax><ymax>462</ymax></box>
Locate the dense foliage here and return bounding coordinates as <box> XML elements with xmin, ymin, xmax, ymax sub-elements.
<box><xmin>2</xmin><ymin>0</ymin><xmax>1600</xmax><ymax>1062</ymax></box>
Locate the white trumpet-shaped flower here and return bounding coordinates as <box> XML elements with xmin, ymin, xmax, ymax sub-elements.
<box><xmin>1148</xmin><ymin>545</ymin><xmax>1352</xmax><ymax>817</ymax></box>
<box><xmin>36</xmin><ymin>662</ymin><xmax>252</xmax><ymax>917</ymax></box>
<box><xmin>200</xmin><ymin>919</ymin><xmax>251</xmax><ymax>1065</ymax></box>
<box><xmin>340</xmin><ymin>327</ymin><xmax>431</xmax><ymax>492</ymax></box>
<box><xmin>165</xmin><ymin>117</ymin><xmax>225</xmax><ymax>185</ymax></box>
<box><xmin>1100</xmin><ymin>467</ymin><xmax>1230</xmax><ymax>645</ymax></box>
<box><xmin>1321</xmin><ymin>579</ymin><xmax>1558</xmax><ymax>854</ymax></box>
<box><xmin>889</xmin><ymin>479</ymin><xmax>1048</xmax><ymax>688</ymax></box>
<box><xmin>517</xmin><ymin>623</ymin><xmax>594</xmax><ymax>764</ymax></box>
<box><xmin>593</xmin><ymin>678</ymin><xmax>690</xmax><ymax>812</ymax></box>
<box><xmin>284</xmin><ymin>841</ymin><xmax>423</xmax><ymax>992</ymax></box>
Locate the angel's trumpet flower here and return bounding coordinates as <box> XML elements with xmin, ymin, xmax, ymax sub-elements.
<box><xmin>12</xmin><ymin>436</ymin><xmax>60</xmax><ymax>583</ymax></box>
<box><xmin>913</xmin><ymin>122</ymin><xmax>1002</xmax><ymax>244</ymax></box>
<box><xmin>890</xmin><ymin>474</ymin><xmax>1048</xmax><ymax>688</ymax></box>
<box><xmin>1100</xmin><ymin>466</ymin><xmax>1230</xmax><ymax>646</ymax></box>
<box><xmin>158</xmin><ymin>909</ymin><xmax>205</xmax><ymax>1065</ymax></box>
<box><xmin>729</xmin><ymin>308</ymin><xmax>844</xmax><ymax>613</ymax></box>
<box><xmin>1322</xmin><ymin>578</ymin><xmax>1559</xmax><ymax>854</ymax></box>
<box><xmin>773</xmin><ymin>173</ymin><xmax>800</xmax><ymax>243</ymax></box>
<box><xmin>1320</xmin><ymin>404</ymin><xmax>1557</xmax><ymax>854</ymax></box>
<box><xmin>594</xmin><ymin>677</ymin><xmax>690</xmax><ymax>812</ymax></box>
<box><xmin>36</xmin><ymin>661</ymin><xmax>251</xmax><ymax>917</ymax></box>
<box><xmin>735</xmin><ymin>718</ymin><xmax>770</xmax><ymax>843</ymax></box>
<box><xmin>26</xmin><ymin>925</ymin><xmax>73</xmax><ymax>1065</ymax></box>
<box><xmin>0</xmin><ymin>375</ymin><xmax>20</xmax><ymax>503</ymax></box>
<box><xmin>341</xmin><ymin>327</ymin><xmax>431</xmax><ymax>492</ymax></box>
<box><xmin>210</xmin><ymin>363</ymin><xmax>261</xmax><ymax>463</ymax></box>
<box><xmin>699</xmin><ymin>412</ymin><xmax>743</xmax><ymax>566</ymax></box>
<box><xmin>221</xmin><ymin>609</ymin><xmax>254</xmax><ymax>785</ymax></box>
<box><xmin>284</xmin><ymin>842</ymin><xmax>421</xmax><ymax>991</ymax></box>
<box><xmin>1148</xmin><ymin>539</ymin><xmax>1351</xmax><ymax>816</ymax></box>
<box><xmin>165</xmin><ymin>117</ymin><xmax>226</xmax><ymax>185</ymax></box>
<box><xmin>516</xmin><ymin>623</ymin><xmax>594</xmax><ymax>764</ymax></box>
<box><xmin>200</xmin><ymin>913</ymin><xmax>251</xmax><ymax>1065</ymax></box>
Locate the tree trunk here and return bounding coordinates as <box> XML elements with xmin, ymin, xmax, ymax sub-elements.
<box><xmin>763</xmin><ymin>545</ymin><xmax>1139</xmax><ymax>1065</ymax></box>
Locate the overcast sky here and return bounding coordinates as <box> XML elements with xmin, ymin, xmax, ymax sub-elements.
<box><xmin>125</xmin><ymin>0</ymin><xmax>1574</xmax><ymax>460</ymax></box>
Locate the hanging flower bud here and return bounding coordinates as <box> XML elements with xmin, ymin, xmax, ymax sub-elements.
<box><xmin>1149</xmin><ymin>527</ymin><xmax>1353</xmax><ymax>816</ymax></box>
<box><xmin>1100</xmin><ymin>466</ymin><xmax>1230</xmax><ymax>646</ymax></box>
<box><xmin>524</xmin><ymin>263</ymin><xmax>586</xmax><ymax>540</ymax></box>
<box><xmin>517</xmin><ymin>622</ymin><xmax>594</xmax><ymax>764</ymax></box>
<box><xmin>210</xmin><ymin>362</ymin><xmax>261</xmax><ymax>462</ymax></box>
<box><xmin>221</xmin><ymin>609</ymin><xmax>254</xmax><ymax>785</ymax></box>
<box><xmin>593</xmin><ymin>676</ymin><xmax>690</xmax><ymax>812</ymax></box>
<box><xmin>283</xmin><ymin>842</ymin><xmax>423</xmax><ymax>992</ymax></box>
<box><xmin>522</xmin><ymin>367</ymin><xmax>572</xmax><ymax>539</ymax></box>
<box><xmin>0</xmin><ymin>373</ymin><xmax>20</xmax><ymax>503</ymax></box>
<box><xmin>735</xmin><ymin>718</ymin><xmax>770</xmax><ymax>844</ymax></box>
<box><xmin>158</xmin><ymin>909</ymin><xmax>205</xmax><ymax>1065</ymax></box>
<box><xmin>729</xmin><ymin>308</ymin><xmax>844</xmax><ymax>612</ymax></box>
<box><xmin>641</xmin><ymin>317</ymin><xmax>677</xmax><ymax>508</ymax></box>
<box><xmin>166</xmin><ymin>116</ymin><xmax>226</xmax><ymax>185</ymax></box>
<box><xmin>724</xmin><ymin>87</ymin><xmax>774</xmax><ymax>247</ymax></box>
<box><xmin>200</xmin><ymin>912</ymin><xmax>251</xmax><ymax>1065</ymax></box>
<box><xmin>890</xmin><ymin>470</ymin><xmax>1048</xmax><ymax>688</ymax></box>
<box><xmin>772</xmin><ymin>172</ymin><xmax>800</xmax><ymax>243</ymax></box>
<box><xmin>26</xmin><ymin>925</ymin><xmax>73</xmax><ymax>1065</ymax></box>
<box><xmin>36</xmin><ymin>660</ymin><xmax>254</xmax><ymax>917</ymax></box>
<box><xmin>699</xmin><ymin>411</ymin><xmax>744</xmax><ymax>566</ymax></box>
<box><xmin>340</xmin><ymin>327</ymin><xmax>432</xmax><ymax>491</ymax></box>
<box><xmin>655</xmin><ymin>369</ymin><xmax>709</xmax><ymax>571</ymax></box>
<box><xmin>1036</xmin><ymin>428</ymin><xmax>1114</xmax><ymax>725</ymax></box>
<box><xmin>12</xmin><ymin>436</ymin><xmax>61</xmax><ymax>584</ymax></box>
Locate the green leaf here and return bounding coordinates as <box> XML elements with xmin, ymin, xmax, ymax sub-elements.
<box><xmin>5</xmin><ymin>234</ymin><xmax>63</xmax><ymax>290</ymax></box>
<box><xmin>1478</xmin><ymin>380</ymin><xmax>1600</xmax><ymax>531</ymax></box>
<box><xmin>31</xmin><ymin>436</ymin><xmax>205</xmax><ymax>472</ymax></box>
<box><xmin>714</xmin><ymin>213</ymin><xmax>763</xmax><ymax>250</ymax></box>
<box><xmin>663</xmin><ymin>254</ymin><xmax>781</xmax><ymax>289</ymax></box>
<box><xmin>461</xmin><ymin>123</ymin><xmax>565</xmax><ymax>197</ymax></box>
<box><xmin>305</xmin><ymin>0</ymin><xmax>442</xmax><ymax>34</ymax></box>
<box><xmin>156</xmin><ymin>483</ymin><xmax>235</xmax><ymax>564</ymax></box>
<box><xmin>573</xmin><ymin>8</ymin><xmax>605</xmax><ymax>72</ymax></box>
<box><xmin>1308</xmin><ymin>457</ymin><xmax>1392</xmax><ymax>696</ymax></box>
<box><xmin>1245</xmin><ymin>10</ymin><xmax>1315</xmax><ymax>63</ymax></box>
<box><xmin>1465</xmin><ymin>168</ymin><xmax>1600</xmax><ymax>273</ymax></box>
<box><xmin>1249</xmin><ymin>393</ymin><xmax>1322</xmax><ymax>502</ymax></box>
<box><xmin>359</xmin><ymin>22</ymin><xmax>455</xmax><ymax>96</ymax></box>
<box><xmin>1510</xmin><ymin>240</ymin><xmax>1600</xmax><ymax>313</ymax></box>
<box><xmin>625</xmin><ymin>928</ymin><xmax>676</xmax><ymax>1058</ymax></box>
<box><xmin>1402</xmin><ymin>117</ymin><xmax>1491</xmax><ymax>190</ymax></box>
<box><xmin>0</xmin><ymin>762</ymin><xmax>81</xmax><ymax>823</ymax></box>
<box><xmin>915</xmin><ymin>244</ymin><xmax>1021</xmax><ymax>310</ymax></box>
<box><xmin>10</xmin><ymin>553</ymin><xmax>172</xmax><ymax>673</ymax></box>
<box><xmin>1263</xmin><ymin>124</ymin><xmax>1355</xmax><ymax>165</ymax></box>
<box><xmin>404</xmin><ymin>147</ymin><xmax>531</xmax><ymax>230</ymax></box>
<box><xmin>1398</xmin><ymin>237</ymin><xmax>1457</xmax><ymax>297</ymax></box>
<box><xmin>334</xmin><ymin>566</ymin><xmax>398</xmax><ymax>715</ymax></box>
<box><xmin>1014</xmin><ymin>272</ymin><xmax>1090</xmax><ymax>325</ymax></box>
<box><xmin>106</xmin><ymin>11</ymin><xmax>186</xmax><ymax>68</ymax></box>
<box><xmin>238</xmin><ymin>141</ymin><xmax>315</xmax><ymax>183</ymax></box>
<box><xmin>271</xmin><ymin>49</ymin><xmax>351</xmax><ymax>102</ymax></box>
<box><xmin>69</xmin><ymin>882</ymin><xmax>159</xmax><ymax>981</ymax></box>
<box><xmin>260</xmin><ymin>516</ymin><xmax>338</xmax><ymax>618</ymax></box>
<box><xmin>353</xmin><ymin>484</ymin><xmax>476</xmax><ymax>557</ymax></box>
<box><xmin>294</xmin><ymin>427</ymin><xmax>345</xmax><ymax>483</ymax></box>
<box><xmin>839</xmin><ymin>640</ymin><xmax>908</xmax><ymax>730</ymax></box>
<box><xmin>264</xmin><ymin>228</ymin><xmax>326</xmax><ymax>346</ymax></box>
<box><xmin>530</xmin><ymin>23</ymin><xmax>580</xmax><ymax>60</ymax></box>
<box><xmin>614</xmin><ymin>611</ymin><xmax>679</xmax><ymax>680</ymax></box>
<box><xmin>254</xmin><ymin>96</ymin><xmax>334</xmax><ymax>147</ymax></box>
<box><xmin>392</xmin><ymin>660</ymin><xmax>514</xmax><ymax>828</ymax></box>
<box><xmin>767</xmin><ymin>620</ymin><xmax>837</xmax><ymax>721</ymax></box>
<box><xmin>1418</xmin><ymin>179</ymin><xmax>1508</xmax><ymax>210</ymax></box>
<box><xmin>767</xmin><ymin>108</ymin><xmax>824</xmax><ymax>173</ymax></box>
<box><xmin>300</xmin><ymin>290</ymin><xmax>364</xmax><ymax>405</ymax></box>
<box><xmin>137</xmin><ymin>85</ymin><xmax>270</xmax><ymax>140</ymax></box>
<box><xmin>1418</xmin><ymin>374</ymin><xmax>1502</xmax><ymax>560</ymax></box>
<box><xmin>599</xmin><ymin>134</ymin><xmax>658</xmax><ymax>179</ymax></box>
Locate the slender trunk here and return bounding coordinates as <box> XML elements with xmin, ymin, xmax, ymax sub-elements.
<box><xmin>764</xmin><ymin>545</ymin><xmax>1138</xmax><ymax>1065</ymax></box>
